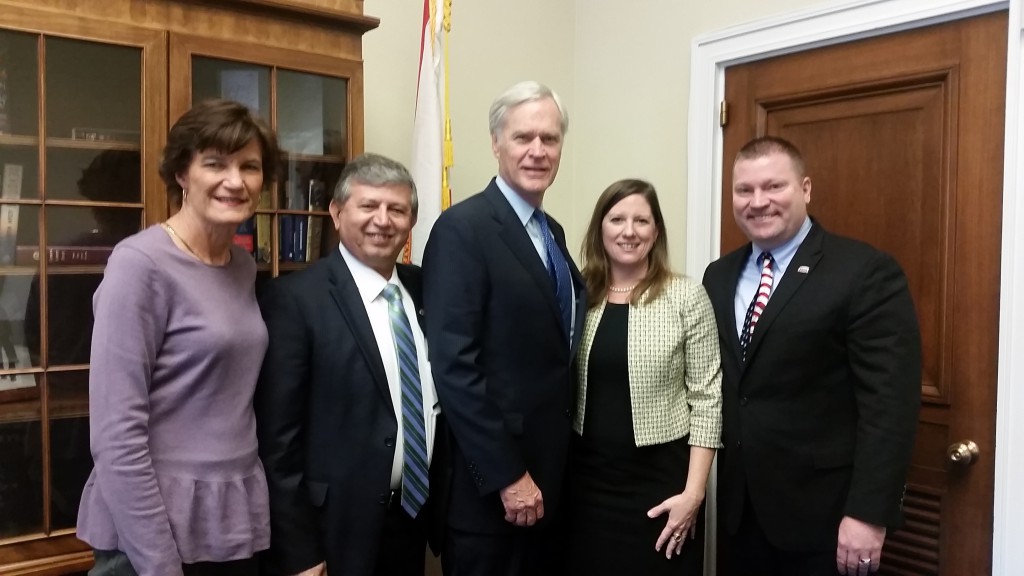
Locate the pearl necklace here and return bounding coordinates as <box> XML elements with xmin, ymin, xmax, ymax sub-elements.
<box><xmin>608</xmin><ymin>283</ymin><xmax>638</xmax><ymax>293</ymax></box>
<box><xmin>162</xmin><ymin>222</ymin><xmax>202</xmax><ymax>261</ymax></box>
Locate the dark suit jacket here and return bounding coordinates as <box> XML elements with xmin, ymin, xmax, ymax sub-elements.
<box><xmin>702</xmin><ymin>221</ymin><xmax>921</xmax><ymax>551</ymax></box>
<box><xmin>422</xmin><ymin>179</ymin><xmax>586</xmax><ymax>533</ymax></box>
<box><xmin>255</xmin><ymin>251</ymin><xmax>450</xmax><ymax>575</ymax></box>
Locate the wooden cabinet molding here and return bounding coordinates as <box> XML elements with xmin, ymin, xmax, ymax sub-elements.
<box><xmin>219</xmin><ymin>0</ymin><xmax>379</xmax><ymax>33</ymax></box>
<box><xmin>0</xmin><ymin>0</ymin><xmax>378</xmax><ymax>60</ymax></box>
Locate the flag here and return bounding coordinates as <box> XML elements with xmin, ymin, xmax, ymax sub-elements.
<box><xmin>407</xmin><ymin>0</ymin><xmax>452</xmax><ymax>264</ymax></box>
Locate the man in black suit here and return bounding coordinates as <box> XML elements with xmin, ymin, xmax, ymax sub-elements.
<box><xmin>702</xmin><ymin>136</ymin><xmax>921</xmax><ymax>576</ymax></box>
<box><xmin>255</xmin><ymin>153</ymin><xmax>446</xmax><ymax>576</ymax></box>
<box><xmin>423</xmin><ymin>80</ymin><xmax>585</xmax><ymax>576</ymax></box>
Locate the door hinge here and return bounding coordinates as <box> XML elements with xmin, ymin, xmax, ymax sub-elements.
<box><xmin>719</xmin><ymin>100</ymin><xmax>729</xmax><ymax>127</ymax></box>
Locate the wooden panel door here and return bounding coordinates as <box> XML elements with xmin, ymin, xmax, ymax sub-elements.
<box><xmin>721</xmin><ymin>11</ymin><xmax>1006</xmax><ymax>576</ymax></box>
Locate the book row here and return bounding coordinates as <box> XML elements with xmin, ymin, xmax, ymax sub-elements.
<box><xmin>233</xmin><ymin>213</ymin><xmax>324</xmax><ymax>264</ymax></box>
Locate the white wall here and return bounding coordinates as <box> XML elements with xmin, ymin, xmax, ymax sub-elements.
<box><xmin>362</xmin><ymin>0</ymin><xmax>576</xmax><ymax>233</ymax></box>
<box><xmin>363</xmin><ymin>0</ymin><xmax>820</xmax><ymax>268</ymax></box>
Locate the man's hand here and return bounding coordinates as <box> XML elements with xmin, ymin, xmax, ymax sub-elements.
<box><xmin>836</xmin><ymin>516</ymin><xmax>885</xmax><ymax>575</ymax></box>
<box><xmin>291</xmin><ymin>561</ymin><xmax>326</xmax><ymax>576</ymax></box>
<box><xmin>499</xmin><ymin>472</ymin><xmax>544</xmax><ymax>526</ymax></box>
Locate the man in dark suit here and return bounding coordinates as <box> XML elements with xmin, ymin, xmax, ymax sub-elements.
<box><xmin>255</xmin><ymin>153</ymin><xmax>446</xmax><ymax>576</ymax></box>
<box><xmin>702</xmin><ymin>136</ymin><xmax>921</xmax><ymax>576</ymax></box>
<box><xmin>423</xmin><ymin>80</ymin><xmax>585</xmax><ymax>576</ymax></box>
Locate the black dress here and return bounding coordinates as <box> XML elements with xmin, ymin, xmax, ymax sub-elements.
<box><xmin>567</xmin><ymin>303</ymin><xmax>705</xmax><ymax>575</ymax></box>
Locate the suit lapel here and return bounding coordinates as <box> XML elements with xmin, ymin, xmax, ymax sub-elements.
<box><xmin>326</xmin><ymin>250</ymin><xmax>392</xmax><ymax>407</ymax></box>
<box><xmin>710</xmin><ymin>248</ymin><xmax>748</xmax><ymax>373</ymax></box>
<box><xmin>742</xmin><ymin>224</ymin><xmax>825</xmax><ymax>366</ymax></box>
<box><xmin>483</xmin><ymin>184</ymin><xmax>565</xmax><ymax>334</ymax></box>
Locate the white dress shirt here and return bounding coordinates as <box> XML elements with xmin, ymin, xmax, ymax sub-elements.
<box><xmin>495</xmin><ymin>175</ymin><xmax>577</xmax><ymax>343</ymax></box>
<box><xmin>338</xmin><ymin>243</ymin><xmax>439</xmax><ymax>490</ymax></box>
<box><xmin>733</xmin><ymin>216</ymin><xmax>813</xmax><ymax>338</ymax></box>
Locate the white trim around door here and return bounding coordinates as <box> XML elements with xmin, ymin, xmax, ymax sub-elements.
<box><xmin>685</xmin><ymin>1</ymin><xmax>1023</xmax><ymax>574</ymax></box>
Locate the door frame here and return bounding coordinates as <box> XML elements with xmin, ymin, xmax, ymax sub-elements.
<box><xmin>685</xmin><ymin>0</ymin><xmax>1024</xmax><ymax>574</ymax></box>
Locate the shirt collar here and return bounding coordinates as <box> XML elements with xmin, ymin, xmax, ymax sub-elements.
<box><xmin>495</xmin><ymin>175</ymin><xmax>541</xmax><ymax>226</ymax></box>
<box><xmin>337</xmin><ymin>243</ymin><xmax>400</xmax><ymax>304</ymax></box>
<box><xmin>750</xmin><ymin>216</ymin><xmax>812</xmax><ymax>276</ymax></box>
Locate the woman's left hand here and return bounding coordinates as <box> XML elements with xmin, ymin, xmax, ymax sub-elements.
<box><xmin>647</xmin><ymin>489</ymin><xmax>704</xmax><ymax>559</ymax></box>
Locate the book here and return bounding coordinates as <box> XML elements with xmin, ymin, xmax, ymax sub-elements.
<box><xmin>306</xmin><ymin>180</ymin><xmax>326</xmax><ymax>262</ymax></box>
<box><xmin>70</xmin><ymin>127</ymin><xmax>141</xmax><ymax>143</ymax></box>
<box><xmin>233</xmin><ymin>217</ymin><xmax>255</xmax><ymax>255</ymax></box>
<box><xmin>15</xmin><ymin>245</ymin><xmax>113</xmax><ymax>266</ymax></box>
<box><xmin>280</xmin><ymin>215</ymin><xmax>294</xmax><ymax>262</ymax></box>
<box><xmin>0</xmin><ymin>164</ymin><xmax>23</xmax><ymax>266</ymax></box>
<box><xmin>294</xmin><ymin>216</ymin><xmax>307</xmax><ymax>262</ymax></box>
<box><xmin>255</xmin><ymin>192</ymin><xmax>272</xmax><ymax>263</ymax></box>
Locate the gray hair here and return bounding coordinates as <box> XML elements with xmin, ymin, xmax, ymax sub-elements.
<box><xmin>333</xmin><ymin>153</ymin><xmax>419</xmax><ymax>217</ymax></box>
<box><xmin>488</xmin><ymin>80</ymin><xmax>569</xmax><ymax>138</ymax></box>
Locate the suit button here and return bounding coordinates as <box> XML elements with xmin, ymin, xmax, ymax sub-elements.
<box><xmin>564</xmin><ymin>409</ymin><xmax>571</xmax><ymax>419</ymax></box>
<box><xmin>384</xmin><ymin>437</ymin><xmax>395</xmax><ymax>447</ymax></box>
<box><xmin>378</xmin><ymin>493</ymin><xmax>388</xmax><ymax>505</ymax></box>
<box><xmin>735</xmin><ymin>441</ymin><xmax>742</xmax><ymax>449</ymax></box>
<box><xmin>740</xmin><ymin>397</ymin><xmax>748</xmax><ymax>406</ymax></box>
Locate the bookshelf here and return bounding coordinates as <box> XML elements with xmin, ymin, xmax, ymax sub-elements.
<box><xmin>171</xmin><ymin>35</ymin><xmax>361</xmax><ymax>292</ymax></box>
<box><xmin>0</xmin><ymin>0</ymin><xmax>375</xmax><ymax>573</ymax></box>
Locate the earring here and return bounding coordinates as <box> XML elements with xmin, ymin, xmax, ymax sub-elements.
<box><xmin>182</xmin><ymin>188</ymin><xmax>188</xmax><ymax>204</ymax></box>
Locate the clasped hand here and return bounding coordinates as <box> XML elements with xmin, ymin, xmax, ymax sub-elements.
<box><xmin>500</xmin><ymin>472</ymin><xmax>544</xmax><ymax>527</ymax></box>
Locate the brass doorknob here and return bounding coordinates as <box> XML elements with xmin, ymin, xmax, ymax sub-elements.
<box><xmin>947</xmin><ymin>440</ymin><xmax>980</xmax><ymax>466</ymax></box>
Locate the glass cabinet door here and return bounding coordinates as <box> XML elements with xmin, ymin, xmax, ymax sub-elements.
<box><xmin>0</xmin><ymin>14</ymin><xmax>164</xmax><ymax>560</ymax></box>
<box><xmin>170</xmin><ymin>33</ymin><xmax>363</xmax><ymax>287</ymax></box>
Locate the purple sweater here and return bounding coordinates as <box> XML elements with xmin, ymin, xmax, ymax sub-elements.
<box><xmin>77</xmin><ymin>225</ymin><xmax>270</xmax><ymax>576</ymax></box>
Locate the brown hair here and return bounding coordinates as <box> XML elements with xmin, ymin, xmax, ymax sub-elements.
<box><xmin>735</xmin><ymin>135</ymin><xmax>806</xmax><ymax>176</ymax></box>
<box><xmin>158</xmin><ymin>99</ymin><xmax>279</xmax><ymax>202</ymax></box>
<box><xmin>580</xmin><ymin>179</ymin><xmax>672</xmax><ymax>308</ymax></box>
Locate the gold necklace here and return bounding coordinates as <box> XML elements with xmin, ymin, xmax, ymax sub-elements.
<box><xmin>608</xmin><ymin>283</ymin><xmax>638</xmax><ymax>293</ymax></box>
<box><xmin>162</xmin><ymin>222</ymin><xmax>202</xmax><ymax>260</ymax></box>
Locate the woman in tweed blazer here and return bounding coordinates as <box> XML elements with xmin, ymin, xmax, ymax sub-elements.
<box><xmin>565</xmin><ymin>179</ymin><xmax>722</xmax><ymax>576</ymax></box>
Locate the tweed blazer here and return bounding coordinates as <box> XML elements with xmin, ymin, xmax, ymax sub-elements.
<box><xmin>574</xmin><ymin>275</ymin><xmax>722</xmax><ymax>448</ymax></box>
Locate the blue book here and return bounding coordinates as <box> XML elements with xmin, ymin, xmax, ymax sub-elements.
<box><xmin>294</xmin><ymin>217</ymin><xmax>307</xmax><ymax>262</ymax></box>
<box><xmin>280</xmin><ymin>215</ymin><xmax>294</xmax><ymax>262</ymax></box>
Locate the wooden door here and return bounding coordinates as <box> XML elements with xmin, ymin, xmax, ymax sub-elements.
<box><xmin>721</xmin><ymin>11</ymin><xmax>1006</xmax><ymax>576</ymax></box>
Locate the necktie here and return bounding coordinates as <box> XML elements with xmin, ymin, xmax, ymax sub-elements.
<box><xmin>381</xmin><ymin>284</ymin><xmax>428</xmax><ymax>517</ymax></box>
<box><xmin>533</xmin><ymin>210</ymin><xmax>573</xmax><ymax>340</ymax></box>
<box><xmin>739</xmin><ymin>252</ymin><xmax>773</xmax><ymax>361</ymax></box>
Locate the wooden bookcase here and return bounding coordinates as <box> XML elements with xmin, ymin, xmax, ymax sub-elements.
<box><xmin>0</xmin><ymin>1</ymin><xmax>376</xmax><ymax>573</ymax></box>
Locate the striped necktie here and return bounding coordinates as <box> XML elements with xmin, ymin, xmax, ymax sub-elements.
<box><xmin>740</xmin><ymin>252</ymin><xmax>773</xmax><ymax>361</ymax></box>
<box><xmin>533</xmin><ymin>210</ymin><xmax>573</xmax><ymax>340</ymax></box>
<box><xmin>381</xmin><ymin>284</ymin><xmax>428</xmax><ymax>517</ymax></box>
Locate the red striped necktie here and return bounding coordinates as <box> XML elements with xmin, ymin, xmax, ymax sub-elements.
<box><xmin>740</xmin><ymin>252</ymin><xmax>773</xmax><ymax>361</ymax></box>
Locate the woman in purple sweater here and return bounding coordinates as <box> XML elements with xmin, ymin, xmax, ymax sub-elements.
<box><xmin>77</xmin><ymin>99</ymin><xmax>279</xmax><ymax>576</ymax></box>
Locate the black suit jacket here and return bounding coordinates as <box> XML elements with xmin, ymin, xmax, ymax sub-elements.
<box><xmin>702</xmin><ymin>221</ymin><xmax>921</xmax><ymax>551</ymax></box>
<box><xmin>422</xmin><ymin>179</ymin><xmax>586</xmax><ymax>533</ymax></box>
<box><xmin>255</xmin><ymin>251</ymin><xmax>450</xmax><ymax>575</ymax></box>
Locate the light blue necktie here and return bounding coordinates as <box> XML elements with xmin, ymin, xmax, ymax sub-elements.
<box><xmin>381</xmin><ymin>284</ymin><xmax>428</xmax><ymax>517</ymax></box>
<box><xmin>533</xmin><ymin>210</ymin><xmax>573</xmax><ymax>340</ymax></box>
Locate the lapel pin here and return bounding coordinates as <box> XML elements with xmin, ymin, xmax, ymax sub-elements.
<box><xmin>797</xmin><ymin>265</ymin><xmax>810</xmax><ymax>274</ymax></box>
